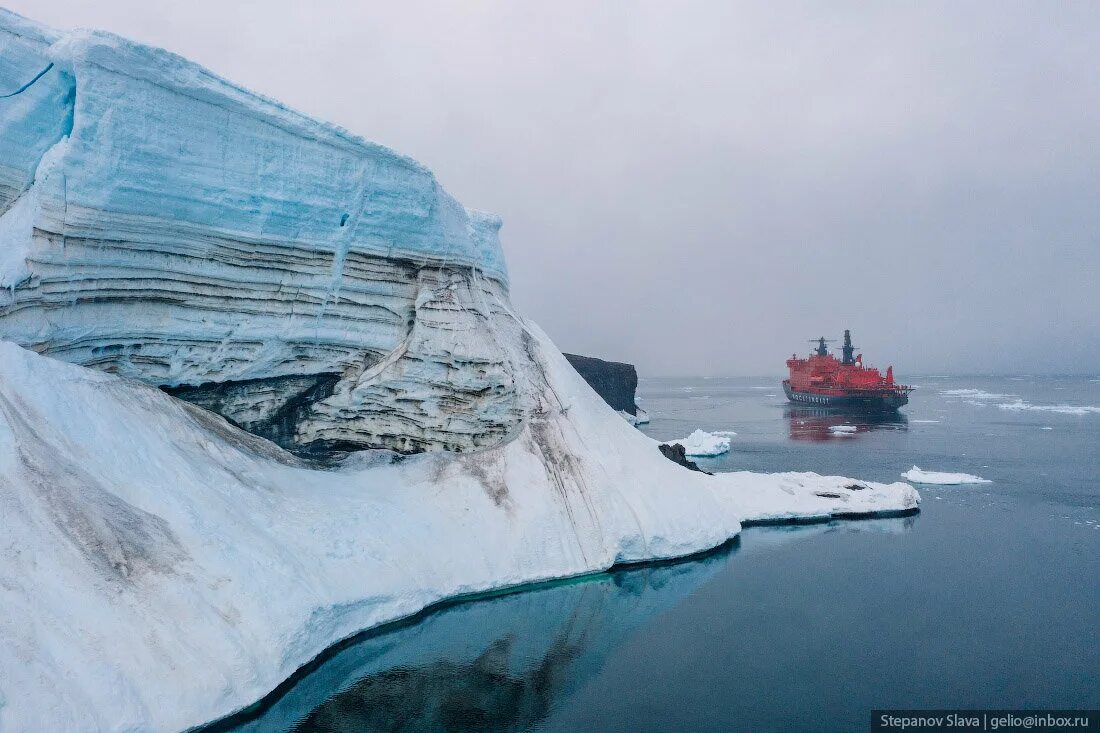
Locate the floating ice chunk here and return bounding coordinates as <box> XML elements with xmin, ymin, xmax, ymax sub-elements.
<box><xmin>997</xmin><ymin>400</ymin><xmax>1100</xmax><ymax>416</ymax></box>
<box><xmin>619</xmin><ymin>408</ymin><xmax>651</xmax><ymax>426</ymax></box>
<box><xmin>829</xmin><ymin>425</ymin><xmax>857</xmax><ymax>435</ymax></box>
<box><xmin>902</xmin><ymin>466</ymin><xmax>991</xmax><ymax>485</ymax></box>
<box><xmin>664</xmin><ymin>429</ymin><xmax>732</xmax><ymax>456</ymax></box>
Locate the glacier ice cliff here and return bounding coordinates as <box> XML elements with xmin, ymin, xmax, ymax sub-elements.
<box><xmin>0</xmin><ymin>8</ymin><xmax>516</xmax><ymax>456</ymax></box>
<box><xmin>0</xmin><ymin>8</ymin><xmax>919</xmax><ymax>732</ymax></box>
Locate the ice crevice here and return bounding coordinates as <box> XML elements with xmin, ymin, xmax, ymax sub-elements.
<box><xmin>0</xmin><ymin>61</ymin><xmax>56</xmax><ymax>99</ymax></box>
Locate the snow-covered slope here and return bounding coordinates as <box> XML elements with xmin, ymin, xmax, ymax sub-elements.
<box><xmin>1</xmin><ymin>8</ymin><xmax>918</xmax><ymax>731</ymax></box>
<box><xmin>0</xmin><ymin>336</ymin><xmax>917</xmax><ymax>731</ymax></box>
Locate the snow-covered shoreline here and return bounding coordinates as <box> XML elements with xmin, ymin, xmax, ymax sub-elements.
<box><xmin>0</xmin><ymin>337</ymin><xmax>919</xmax><ymax>731</ymax></box>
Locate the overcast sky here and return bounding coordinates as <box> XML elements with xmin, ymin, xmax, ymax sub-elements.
<box><xmin>10</xmin><ymin>1</ymin><xmax>1100</xmax><ymax>375</ymax></box>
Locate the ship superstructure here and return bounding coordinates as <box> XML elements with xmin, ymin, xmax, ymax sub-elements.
<box><xmin>783</xmin><ymin>330</ymin><xmax>913</xmax><ymax>411</ymax></box>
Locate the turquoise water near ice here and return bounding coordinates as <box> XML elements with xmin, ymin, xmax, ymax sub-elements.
<box><xmin>219</xmin><ymin>376</ymin><xmax>1100</xmax><ymax>732</ymax></box>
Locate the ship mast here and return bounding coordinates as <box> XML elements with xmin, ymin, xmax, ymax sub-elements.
<box><xmin>841</xmin><ymin>329</ymin><xmax>857</xmax><ymax>366</ymax></box>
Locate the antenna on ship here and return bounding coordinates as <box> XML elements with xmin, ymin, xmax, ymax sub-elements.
<box><xmin>808</xmin><ymin>337</ymin><xmax>834</xmax><ymax>357</ymax></box>
<box><xmin>841</xmin><ymin>329</ymin><xmax>858</xmax><ymax>365</ymax></box>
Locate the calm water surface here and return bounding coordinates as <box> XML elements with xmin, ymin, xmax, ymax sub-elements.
<box><xmin>222</xmin><ymin>376</ymin><xmax>1100</xmax><ymax>732</ymax></box>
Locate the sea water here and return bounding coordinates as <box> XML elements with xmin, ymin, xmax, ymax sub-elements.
<box><xmin>218</xmin><ymin>376</ymin><xmax>1100</xmax><ymax>732</ymax></box>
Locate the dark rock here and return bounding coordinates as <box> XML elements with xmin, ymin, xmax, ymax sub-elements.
<box><xmin>658</xmin><ymin>443</ymin><xmax>711</xmax><ymax>474</ymax></box>
<box><xmin>563</xmin><ymin>353</ymin><xmax>639</xmax><ymax>415</ymax></box>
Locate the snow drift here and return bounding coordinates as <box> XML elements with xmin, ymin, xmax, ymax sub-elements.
<box><xmin>0</xmin><ymin>8</ymin><xmax>919</xmax><ymax>731</ymax></box>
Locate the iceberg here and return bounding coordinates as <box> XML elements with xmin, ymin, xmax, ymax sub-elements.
<box><xmin>663</xmin><ymin>429</ymin><xmax>734</xmax><ymax>456</ymax></box>
<box><xmin>901</xmin><ymin>466</ymin><xmax>991</xmax><ymax>485</ymax></box>
<box><xmin>0</xmin><ymin>9</ymin><xmax>919</xmax><ymax>731</ymax></box>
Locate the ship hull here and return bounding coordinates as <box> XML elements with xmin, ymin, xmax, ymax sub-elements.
<box><xmin>782</xmin><ymin>381</ymin><xmax>908</xmax><ymax>411</ymax></box>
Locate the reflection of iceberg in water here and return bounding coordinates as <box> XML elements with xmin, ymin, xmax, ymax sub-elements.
<box><xmin>216</xmin><ymin>517</ymin><xmax>916</xmax><ymax>733</ymax></box>
<box><xmin>216</xmin><ymin>556</ymin><xmax>729</xmax><ymax>733</ymax></box>
<box><xmin>785</xmin><ymin>406</ymin><xmax>908</xmax><ymax>442</ymax></box>
<box><xmin>746</xmin><ymin>513</ymin><xmax>918</xmax><ymax>541</ymax></box>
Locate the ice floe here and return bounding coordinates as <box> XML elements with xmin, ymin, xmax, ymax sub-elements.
<box><xmin>902</xmin><ymin>466</ymin><xmax>992</xmax><ymax>485</ymax></box>
<box><xmin>663</xmin><ymin>429</ymin><xmax>733</xmax><ymax>456</ymax></box>
<box><xmin>940</xmin><ymin>389</ymin><xmax>1014</xmax><ymax>400</ymax></box>
<box><xmin>997</xmin><ymin>400</ymin><xmax>1100</xmax><ymax>416</ymax></box>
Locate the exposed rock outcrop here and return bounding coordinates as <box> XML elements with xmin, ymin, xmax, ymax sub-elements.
<box><xmin>658</xmin><ymin>443</ymin><xmax>710</xmax><ymax>473</ymax></box>
<box><xmin>563</xmin><ymin>353</ymin><xmax>640</xmax><ymax>415</ymax></box>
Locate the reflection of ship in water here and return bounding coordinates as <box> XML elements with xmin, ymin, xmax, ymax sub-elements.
<box><xmin>785</xmin><ymin>405</ymin><xmax>908</xmax><ymax>442</ymax></box>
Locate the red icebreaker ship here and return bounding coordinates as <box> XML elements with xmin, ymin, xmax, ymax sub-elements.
<box><xmin>783</xmin><ymin>330</ymin><xmax>913</xmax><ymax>412</ymax></box>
